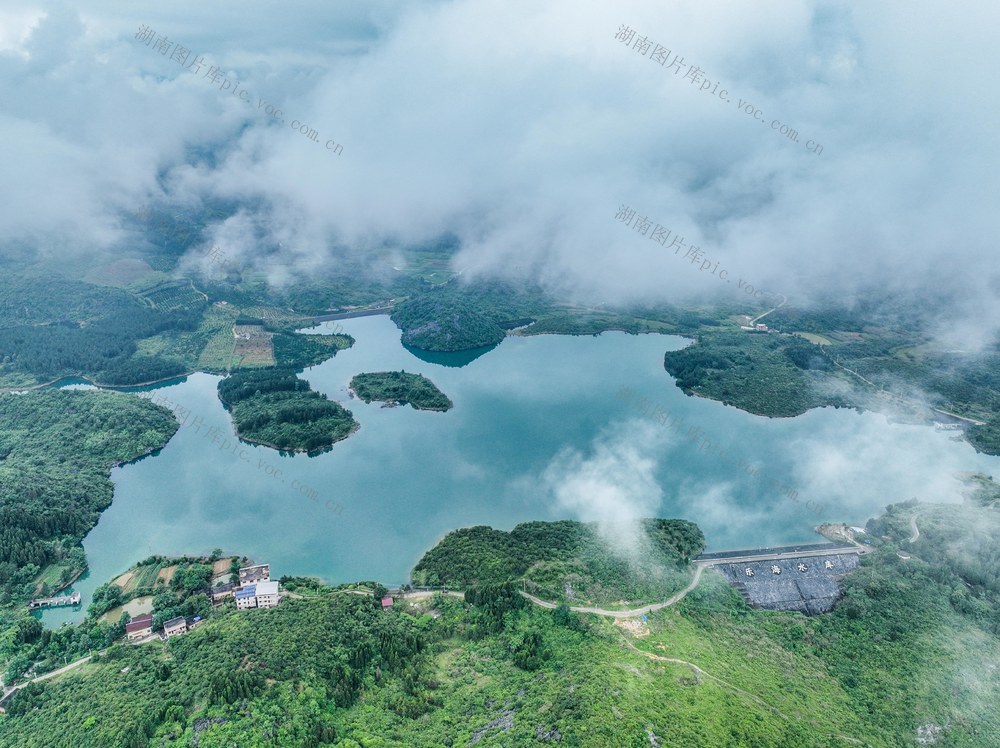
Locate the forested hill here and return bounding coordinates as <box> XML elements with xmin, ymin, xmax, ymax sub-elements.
<box><xmin>412</xmin><ymin>518</ymin><xmax>706</xmax><ymax>607</ymax></box>
<box><xmin>0</xmin><ymin>276</ymin><xmax>202</xmax><ymax>386</ymax></box>
<box><xmin>391</xmin><ymin>294</ymin><xmax>507</xmax><ymax>352</ymax></box>
<box><xmin>390</xmin><ymin>282</ymin><xmax>549</xmax><ymax>352</ymax></box>
<box><xmin>0</xmin><ymin>390</ymin><xmax>178</xmax><ymax>573</ymax></box>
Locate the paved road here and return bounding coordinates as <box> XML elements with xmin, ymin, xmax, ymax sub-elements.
<box><xmin>0</xmin><ymin>653</ymin><xmax>96</xmax><ymax>708</ymax></box>
<box><xmin>400</xmin><ymin>590</ymin><xmax>465</xmax><ymax>601</ymax></box>
<box><xmin>749</xmin><ymin>293</ymin><xmax>788</xmax><ymax>325</ymax></box>
<box><xmin>699</xmin><ymin>545</ymin><xmax>865</xmax><ymax>567</ymax></box>
<box><xmin>517</xmin><ymin>546</ymin><xmax>865</xmax><ymax>619</ymax></box>
<box><xmin>520</xmin><ymin>564</ymin><xmax>707</xmax><ymax>619</ymax></box>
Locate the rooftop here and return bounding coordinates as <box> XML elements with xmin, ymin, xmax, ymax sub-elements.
<box><xmin>256</xmin><ymin>581</ymin><xmax>279</xmax><ymax>596</ymax></box>
<box><xmin>125</xmin><ymin>614</ymin><xmax>154</xmax><ymax>633</ymax></box>
<box><xmin>163</xmin><ymin>616</ymin><xmax>186</xmax><ymax>628</ymax></box>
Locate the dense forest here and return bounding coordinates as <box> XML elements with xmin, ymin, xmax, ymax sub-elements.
<box><xmin>0</xmin><ymin>276</ymin><xmax>202</xmax><ymax>385</ymax></box>
<box><xmin>662</xmin><ymin>330</ymin><xmax>849</xmax><ymax>417</ymax></box>
<box><xmin>0</xmin><ymin>390</ymin><xmax>177</xmax><ymax>574</ymax></box>
<box><xmin>412</xmin><ymin>518</ymin><xmax>706</xmax><ymax>606</ymax></box>
<box><xmin>218</xmin><ymin>369</ymin><xmax>358</xmax><ymax>452</ymax></box>
<box><xmin>349</xmin><ymin>371</ymin><xmax>453</xmax><ymax>411</ymax></box>
<box><xmin>272</xmin><ymin>331</ymin><xmax>354</xmax><ymax>369</ymax></box>
<box><xmin>390</xmin><ymin>281</ymin><xmax>549</xmax><ymax>352</ymax></box>
<box><xmin>391</xmin><ymin>293</ymin><xmax>507</xmax><ymax>352</ymax></box>
<box><xmin>1</xmin><ymin>592</ymin><xmax>427</xmax><ymax>748</ymax></box>
<box><xmin>0</xmin><ymin>390</ymin><xmax>178</xmax><ymax>686</ymax></box>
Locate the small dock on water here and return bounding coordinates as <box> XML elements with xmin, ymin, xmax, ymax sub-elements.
<box><xmin>28</xmin><ymin>591</ymin><xmax>81</xmax><ymax>610</ymax></box>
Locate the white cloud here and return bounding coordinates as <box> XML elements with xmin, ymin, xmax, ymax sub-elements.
<box><xmin>541</xmin><ymin>418</ymin><xmax>666</xmax><ymax>552</ymax></box>
<box><xmin>1</xmin><ymin>0</ymin><xmax>997</xmax><ymax>341</ymax></box>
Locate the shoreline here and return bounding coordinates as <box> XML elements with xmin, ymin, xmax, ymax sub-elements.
<box><xmin>229</xmin><ymin>420</ymin><xmax>361</xmax><ymax>454</ymax></box>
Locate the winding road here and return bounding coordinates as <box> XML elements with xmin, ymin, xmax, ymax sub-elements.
<box><xmin>520</xmin><ymin>564</ymin><xmax>707</xmax><ymax>618</ymax></box>
<box><xmin>517</xmin><ymin>545</ymin><xmax>865</xmax><ymax>618</ymax></box>
<box><xmin>749</xmin><ymin>293</ymin><xmax>788</xmax><ymax>326</ymax></box>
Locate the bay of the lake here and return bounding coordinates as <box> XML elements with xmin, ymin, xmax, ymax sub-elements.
<box><xmin>40</xmin><ymin>315</ymin><xmax>1000</xmax><ymax>625</ymax></box>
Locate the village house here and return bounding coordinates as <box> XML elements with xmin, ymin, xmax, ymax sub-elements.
<box><xmin>235</xmin><ymin>580</ymin><xmax>280</xmax><ymax>610</ymax></box>
<box><xmin>381</xmin><ymin>595</ymin><xmax>394</xmax><ymax>610</ymax></box>
<box><xmin>163</xmin><ymin>616</ymin><xmax>187</xmax><ymax>639</ymax></box>
<box><xmin>210</xmin><ymin>582</ymin><xmax>235</xmax><ymax>603</ymax></box>
<box><xmin>125</xmin><ymin>613</ymin><xmax>153</xmax><ymax>641</ymax></box>
<box><xmin>255</xmin><ymin>580</ymin><xmax>280</xmax><ymax>608</ymax></box>
<box><xmin>238</xmin><ymin>564</ymin><xmax>270</xmax><ymax>585</ymax></box>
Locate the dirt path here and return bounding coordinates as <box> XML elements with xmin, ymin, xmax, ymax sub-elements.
<box><xmin>621</xmin><ymin>638</ymin><xmax>865</xmax><ymax>745</ymax></box>
<box><xmin>621</xmin><ymin>637</ymin><xmax>794</xmax><ymax>719</ymax></box>
<box><xmin>519</xmin><ymin>564</ymin><xmax>707</xmax><ymax>618</ymax></box>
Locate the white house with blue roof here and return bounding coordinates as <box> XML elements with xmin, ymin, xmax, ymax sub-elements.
<box><xmin>235</xmin><ymin>580</ymin><xmax>280</xmax><ymax>610</ymax></box>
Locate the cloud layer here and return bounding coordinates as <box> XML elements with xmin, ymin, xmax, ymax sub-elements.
<box><xmin>2</xmin><ymin>1</ymin><xmax>997</xmax><ymax>342</ymax></box>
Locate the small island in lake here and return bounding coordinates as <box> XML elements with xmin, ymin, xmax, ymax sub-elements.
<box><xmin>350</xmin><ymin>370</ymin><xmax>453</xmax><ymax>411</ymax></box>
<box><xmin>218</xmin><ymin>368</ymin><xmax>358</xmax><ymax>452</ymax></box>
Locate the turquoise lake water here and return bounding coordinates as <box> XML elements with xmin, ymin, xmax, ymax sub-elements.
<box><xmin>40</xmin><ymin>315</ymin><xmax>1000</xmax><ymax>625</ymax></box>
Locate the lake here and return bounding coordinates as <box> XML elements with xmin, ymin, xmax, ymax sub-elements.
<box><xmin>40</xmin><ymin>315</ymin><xmax>1000</xmax><ymax>625</ymax></box>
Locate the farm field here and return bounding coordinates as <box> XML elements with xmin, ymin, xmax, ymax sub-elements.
<box><xmin>233</xmin><ymin>324</ymin><xmax>275</xmax><ymax>366</ymax></box>
<box><xmin>137</xmin><ymin>280</ymin><xmax>208</xmax><ymax>312</ymax></box>
<box><xmin>98</xmin><ymin>595</ymin><xmax>153</xmax><ymax>624</ymax></box>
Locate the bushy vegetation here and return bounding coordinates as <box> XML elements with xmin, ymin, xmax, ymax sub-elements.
<box><xmin>0</xmin><ymin>593</ymin><xmax>428</xmax><ymax>748</ymax></box>
<box><xmin>218</xmin><ymin>369</ymin><xmax>357</xmax><ymax>452</ymax></box>
<box><xmin>412</xmin><ymin>518</ymin><xmax>705</xmax><ymax>606</ymax></box>
<box><xmin>349</xmin><ymin>371</ymin><xmax>452</xmax><ymax>411</ymax></box>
